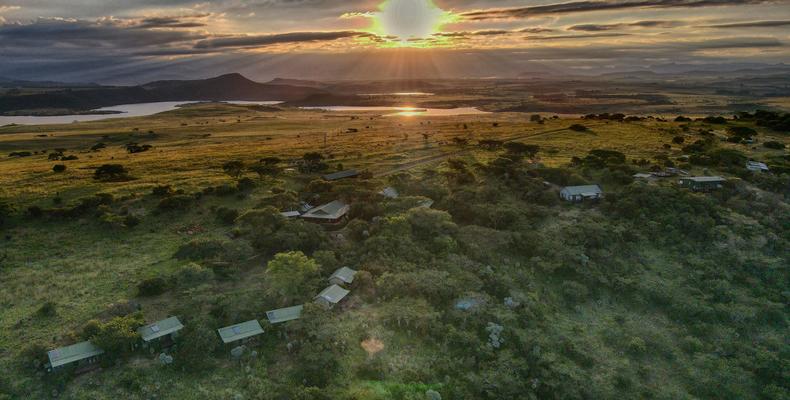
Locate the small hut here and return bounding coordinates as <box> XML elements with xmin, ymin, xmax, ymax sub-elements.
<box><xmin>314</xmin><ymin>284</ymin><xmax>350</xmax><ymax>309</ymax></box>
<box><xmin>138</xmin><ymin>316</ymin><xmax>184</xmax><ymax>350</ymax></box>
<box><xmin>46</xmin><ymin>341</ymin><xmax>104</xmax><ymax>372</ymax></box>
<box><xmin>217</xmin><ymin>320</ymin><xmax>264</xmax><ymax>345</ymax></box>
<box><xmin>266</xmin><ymin>305</ymin><xmax>304</xmax><ymax>324</ymax></box>
<box><xmin>329</xmin><ymin>267</ymin><xmax>357</xmax><ymax>286</ymax></box>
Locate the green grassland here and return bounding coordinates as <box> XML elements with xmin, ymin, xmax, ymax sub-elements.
<box><xmin>0</xmin><ymin>104</ymin><xmax>788</xmax><ymax>399</ymax></box>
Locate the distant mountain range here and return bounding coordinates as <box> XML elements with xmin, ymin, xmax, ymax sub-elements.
<box><xmin>0</xmin><ymin>73</ymin><xmax>327</xmax><ymax>114</ymax></box>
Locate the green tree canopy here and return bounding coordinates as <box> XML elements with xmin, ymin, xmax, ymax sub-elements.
<box><xmin>266</xmin><ymin>251</ymin><xmax>320</xmax><ymax>303</ymax></box>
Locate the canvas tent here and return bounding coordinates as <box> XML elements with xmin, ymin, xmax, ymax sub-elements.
<box><xmin>138</xmin><ymin>316</ymin><xmax>184</xmax><ymax>345</ymax></box>
<box><xmin>217</xmin><ymin>320</ymin><xmax>264</xmax><ymax>344</ymax></box>
<box><xmin>266</xmin><ymin>305</ymin><xmax>304</xmax><ymax>324</ymax></box>
<box><xmin>679</xmin><ymin>176</ymin><xmax>726</xmax><ymax>191</ymax></box>
<box><xmin>329</xmin><ymin>267</ymin><xmax>357</xmax><ymax>286</ymax></box>
<box><xmin>47</xmin><ymin>341</ymin><xmax>104</xmax><ymax>371</ymax></box>
<box><xmin>315</xmin><ymin>284</ymin><xmax>350</xmax><ymax>308</ymax></box>
<box><xmin>560</xmin><ymin>185</ymin><xmax>603</xmax><ymax>202</ymax></box>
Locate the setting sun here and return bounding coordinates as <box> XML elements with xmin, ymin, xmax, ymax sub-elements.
<box><xmin>371</xmin><ymin>0</ymin><xmax>456</xmax><ymax>46</ymax></box>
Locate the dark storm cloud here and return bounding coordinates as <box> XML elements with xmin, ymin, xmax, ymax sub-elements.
<box><xmin>193</xmin><ymin>31</ymin><xmax>376</xmax><ymax>49</ymax></box>
<box><xmin>461</xmin><ymin>0</ymin><xmax>779</xmax><ymax>20</ymax></box>
<box><xmin>702</xmin><ymin>20</ymin><xmax>790</xmax><ymax>28</ymax></box>
<box><xmin>568</xmin><ymin>20</ymin><xmax>683</xmax><ymax>31</ymax></box>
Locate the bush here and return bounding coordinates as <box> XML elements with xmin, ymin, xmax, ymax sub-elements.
<box><xmin>36</xmin><ymin>301</ymin><xmax>57</xmax><ymax>317</ymax></box>
<box><xmin>265</xmin><ymin>251</ymin><xmax>320</xmax><ymax>302</ymax></box>
<box><xmin>173</xmin><ymin>263</ymin><xmax>213</xmax><ymax>288</ymax></box>
<box><xmin>52</xmin><ymin>164</ymin><xmax>66</xmax><ymax>173</ymax></box>
<box><xmin>137</xmin><ymin>277</ymin><xmax>169</xmax><ymax>296</ymax></box>
<box><xmin>123</xmin><ymin>214</ymin><xmax>141</xmax><ymax>227</ymax></box>
<box><xmin>174</xmin><ymin>238</ymin><xmax>253</xmax><ymax>263</ymax></box>
<box><xmin>175</xmin><ymin>317</ymin><xmax>218</xmax><ymax>371</ymax></box>
<box><xmin>93</xmin><ymin>164</ymin><xmax>130</xmax><ymax>181</ymax></box>
<box><xmin>26</xmin><ymin>206</ymin><xmax>43</xmax><ymax>218</ymax></box>
<box><xmin>569</xmin><ymin>124</ymin><xmax>588</xmax><ymax>132</ymax></box>
<box><xmin>561</xmin><ymin>281</ymin><xmax>589</xmax><ymax>304</ymax></box>
<box><xmin>237</xmin><ymin>177</ymin><xmax>256</xmax><ymax>192</ymax></box>
<box><xmin>763</xmin><ymin>141</ymin><xmax>785</xmax><ymax>150</ymax></box>
<box><xmin>152</xmin><ymin>185</ymin><xmax>173</xmax><ymax>196</ymax></box>
<box><xmin>89</xmin><ymin>313</ymin><xmax>145</xmax><ymax>358</ymax></box>
<box><xmin>19</xmin><ymin>342</ymin><xmax>49</xmax><ymax>371</ymax></box>
<box><xmin>215</xmin><ymin>207</ymin><xmax>239</xmax><ymax>225</ymax></box>
<box><xmin>157</xmin><ymin>195</ymin><xmax>193</xmax><ymax>211</ymax></box>
<box><xmin>703</xmin><ymin>116</ymin><xmax>727</xmax><ymax>124</ymax></box>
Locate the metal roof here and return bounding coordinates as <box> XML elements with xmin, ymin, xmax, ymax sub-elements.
<box><xmin>280</xmin><ymin>211</ymin><xmax>301</xmax><ymax>218</ymax></box>
<box><xmin>47</xmin><ymin>341</ymin><xmax>104</xmax><ymax>368</ymax></box>
<box><xmin>329</xmin><ymin>267</ymin><xmax>357</xmax><ymax>285</ymax></box>
<box><xmin>315</xmin><ymin>284</ymin><xmax>350</xmax><ymax>304</ymax></box>
<box><xmin>683</xmin><ymin>176</ymin><xmax>726</xmax><ymax>182</ymax></box>
<box><xmin>323</xmin><ymin>169</ymin><xmax>359</xmax><ymax>181</ymax></box>
<box><xmin>560</xmin><ymin>185</ymin><xmax>603</xmax><ymax>196</ymax></box>
<box><xmin>301</xmin><ymin>200</ymin><xmax>349</xmax><ymax>220</ymax></box>
<box><xmin>217</xmin><ymin>320</ymin><xmax>264</xmax><ymax>344</ymax></box>
<box><xmin>138</xmin><ymin>316</ymin><xmax>184</xmax><ymax>342</ymax></box>
<box><xmin>266</xmin><ymin>305</ymin><xmax>304</xmax><ymax>324</ymax></box>
<box><xmin>417</xmin><ymin>199</ymin><xmax>434</xmax><ymax>209</ymax></box>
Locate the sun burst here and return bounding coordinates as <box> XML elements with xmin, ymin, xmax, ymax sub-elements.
<box><xmin>370</xmin><ymin>0</ymin><xmax>456</xmax><ymax>47</ymax></box>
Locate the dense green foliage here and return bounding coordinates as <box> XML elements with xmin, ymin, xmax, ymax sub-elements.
<box><xmin>0</xmin><ymin>114</ymin><xmax>787</xmax><ymax>400</ymax></box>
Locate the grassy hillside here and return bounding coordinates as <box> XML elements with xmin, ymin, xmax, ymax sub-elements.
<box><xmin>0</xmin><ymin>105</ymin><xmax>788</xmax><ymax>399</ymax></box>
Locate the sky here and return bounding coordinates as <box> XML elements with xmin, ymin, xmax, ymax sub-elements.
<box><xmin>0</xmin><ymin>0</ymin><xmax>789</xmax><ymax>83</ymax></box>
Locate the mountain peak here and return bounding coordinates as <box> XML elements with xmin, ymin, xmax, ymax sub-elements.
<box><xmin>210</xmin><ymin>73</ymin><xmax>254</xmax><ymax>83</ymax></box>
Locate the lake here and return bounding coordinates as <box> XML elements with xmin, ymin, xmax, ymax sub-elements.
<box><xmin>0</xmin><ymin>101</ymin><xmax>283</xmax><ymax>125</ymax></box>
<box><xmin>301</xmin><ymin>106</ymin><xmax>490</xmax><ymax>117</ymax></box>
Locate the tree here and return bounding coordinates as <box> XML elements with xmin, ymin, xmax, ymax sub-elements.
<box><xmin>504</xmin><ymin>142</ymin><xmax>539</xmax><ymax>159</ymax></box>
<box><xmin>52</xmin><ymin>164</ymin><xmax>67</xmax><ymax>173</ymax></box>
<box><xmin>222</xmin><ymin>160</ymin><xmax>245</xmax><ymax>180</ymax></box>
<box><xmin>569</xmin><ymin>124</ymin><xmax>588</xmax><ymax>132</ymax></box>
<box><xmin>93</xmin><ymin>164</ymin><xmax>129</xmax><ymax>181</ymax></box>
<box><xmin>266</xmin><ymin>251</ymin><xmax>320</xmax><ymax>303</ymax></box>
<box><xmin>250</xmin><ymin>161</ymin><xmax>281</xmax><ymax>179</ymax></box>
<box><xmin>302</xmin><ymin>152</ymin><xmax>326</xmax><ymax>172</ymax></box>
<box><xmin>175</xmin><ymin>317</ymin><xmax>219</xmax><ymax>371</ymax></box>
<box><xmin>90</xmin><ymin>313</ymin><xmax>145</xmax><ymax>357</ymax></box>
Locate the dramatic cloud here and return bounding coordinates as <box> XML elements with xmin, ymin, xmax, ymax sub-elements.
<box><xmin>0</xmin><ymin>0</ymin><xmax>787</xmax><ymax>83</ymax></box>
<box><xmin>194</xmin><ymin>31</ymin><xmax>377</xmax><ymax>49</ymax></box>
<box><xmin>461</xmin><ymin>0</ymin><xmax>779</xmax><ymax>20</ymax></box>
<box><xmin>568</xmin><ymin>20</ymin><xmax>683</xmax><ymax>31</ymax></box>
<box><xmin>135</xmin><ymin>15</ymin><xmax>210</xmax><ymax>29</ymax></box>
<box><xmin>526</xmin><ymin>32</ymin><xmax>631</xmax><ymax>40</ymax></box>
<box><xmin>702</xmin><ymin>19</ymin><xmax>790</xmax><ymax>28</ymax></box>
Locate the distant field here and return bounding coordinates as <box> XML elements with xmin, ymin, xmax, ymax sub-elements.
<box><xmin>2</xmin><ymin>103</ymin><xmax>785</xmax><ymax>205</ymax></box>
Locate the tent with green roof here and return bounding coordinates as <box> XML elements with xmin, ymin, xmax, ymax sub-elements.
<box><xmin>217</xmin><ymin>320</ymin><xmax>264</xmax><ymax>344</ymax></box>
<box><xmin>47</xmin><ymin>341</ymin><xmax>104</xmax><ymax>371</ymax></box>
<box><xmin>266</xmin><ymin>305</ymin><xmax>304</xmax><ymax>324</ymax></box>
